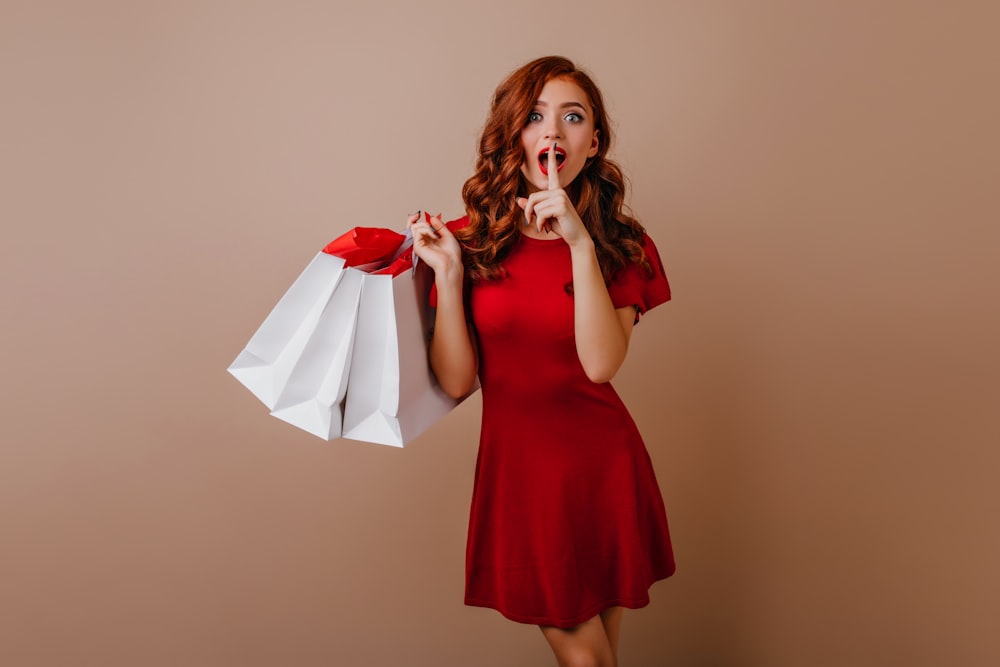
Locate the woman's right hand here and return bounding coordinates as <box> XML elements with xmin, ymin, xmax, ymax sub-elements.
<box><xmin>411</xmin><ymin>211</ymin><xmax>477</xmax><ymax>397</ymax></box>
<box><xmin>408</xmin><ymin>212</ymin><xmax>463</xmax><ymax>281</ymax></box>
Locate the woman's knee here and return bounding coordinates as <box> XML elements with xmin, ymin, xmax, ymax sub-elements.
<box><xmin>552</xmin><ymin>641</ymin><xmax>617</xmax><ymax>667</ymax></box>
<box><xmin>556</xmin><ymin>644</ymin><xmax>616</xmax><ymax>667</ymax></box>
<box><xmin>541</xmin><ymin>616</ymin><xmax>617</xmax><ymax>667</ymax></box>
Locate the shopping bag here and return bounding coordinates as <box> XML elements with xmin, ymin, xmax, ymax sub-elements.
<box><xmin>227</xmin><ymin>252</ymin><xmax>353</xmax><ymax>410</ymax></box>
<box><xmin>266</xmin><ymin>267</ymin><xmax>363</xmax><ymax>439</ymax></box>
<box><xmin>341</xmin><ymin>258</ymin><xmax>478</xmax><ymax>447</ymax></box>
<box><xmin>228</xmin><ymin>227</ymin><xmax>407</xmax><ymax>439</ymax></box>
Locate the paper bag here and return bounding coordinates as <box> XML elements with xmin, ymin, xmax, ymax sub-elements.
<box><xmin>342</xmin><ymin>260</ymin><xmax>477</xmax><ymax>447</ymax></box>
<box><xmin>266</xmin><ymin>267</ymin><xmax>364</xmax><ymax>439</ymax></box>
<box><xmin>229</xmin><ymin>227</ymin><xmax>407</xmax><ymax>440</ymax></box>
<box><xmin>230</xmin><ymin>224</ymin><xmax>475</xmax><ymax>445</ymax></box>
<box><xmin>228</xmin><ymin>253</ymin><xmax>351</xmax><ymax>408</ymax></box>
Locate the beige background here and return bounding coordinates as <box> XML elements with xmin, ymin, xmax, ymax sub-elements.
<box><xmin>2</xmin><ymin>1</ymin><xmax>998</xmax><ymax>665</ymax></box>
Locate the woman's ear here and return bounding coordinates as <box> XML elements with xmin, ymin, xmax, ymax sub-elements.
<box><xmin>588</xmin><ymin>129</ymin><xmax>600</xmax><ymax>158</ymax></box>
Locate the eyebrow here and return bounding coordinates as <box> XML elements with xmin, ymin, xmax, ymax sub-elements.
<box><xmin>534</xmin><ymin>100</ymin><xmax>588</xmax><ymax>111</ymax></box>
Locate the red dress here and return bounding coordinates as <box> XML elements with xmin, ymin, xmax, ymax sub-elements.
<box><xmin>456</xmin><ymin>218</ymin><xmax>676</xmax><ymax>629</ymax></box>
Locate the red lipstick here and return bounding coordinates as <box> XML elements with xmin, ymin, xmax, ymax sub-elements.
<box><xmin>538</xmin><ymin>145</ymin><xmax>566</xmax><ymax>175</ymax></box>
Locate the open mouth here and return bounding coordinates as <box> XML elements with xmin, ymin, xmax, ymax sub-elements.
<box><xmin>538</xmin><ymin>146</ymin><xmax>566</xmax><ymax>175</ymax></box>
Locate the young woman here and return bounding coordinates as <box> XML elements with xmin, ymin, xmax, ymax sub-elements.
<box><xmin>409</xmin><ymin>56</ymin><xmax>675</xmax><ymax>667</ymax></box>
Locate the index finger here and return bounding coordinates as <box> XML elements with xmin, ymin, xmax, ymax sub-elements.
<box><xmin>548</xmin><ymin>141</ymin><xmax>559</xmax><ymax>190</ymax></box>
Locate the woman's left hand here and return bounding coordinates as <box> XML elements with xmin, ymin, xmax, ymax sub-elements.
<box><xmin>516</xmin><ymin>144</ymin><xmax>592</xmax><ymax>249</ymax></box>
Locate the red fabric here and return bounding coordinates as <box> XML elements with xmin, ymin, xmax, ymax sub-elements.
<box><xmin>371</xmin><ymin>247</ymin><xmax>413</xmax><ymax>277</ymax></box>
<box><xmin>322</xmin><ymin>227</ymin><xmax>406</xmax><ymax>267</ymax></box>
<box><xmin>462</xmin><ymin>228</ymin><xmax>675</xmax><ymax>628</ymax></box>
<box><xmin>606</xmin><ymin>233</ymin><xmax>672</xmax><ymax>319</ymax></box>
<box><xmin>320</xmin><ymin>226</ymin><xmax>417</xmax><ymax>277</ymax></box>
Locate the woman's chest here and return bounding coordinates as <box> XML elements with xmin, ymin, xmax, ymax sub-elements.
<box><xmin>470</xmin><ymin>242</ymin><xmax>576</xmax><ymax>344</ymax></box>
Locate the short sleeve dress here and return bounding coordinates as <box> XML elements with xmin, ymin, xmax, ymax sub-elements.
<box><xmin>450</xmin><ymin>217</ymin><xmax>676</xmax><ymax>629</ymax></box>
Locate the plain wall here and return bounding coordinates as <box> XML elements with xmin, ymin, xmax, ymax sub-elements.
<box><xmin>2</xmin><ymin>1</ymin><xmax>998</xmax><ymax>665</ymax></box>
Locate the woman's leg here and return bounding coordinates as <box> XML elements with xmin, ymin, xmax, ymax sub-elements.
<box><xmin>539</xmin><ymin>613</ymin><xmax>618</xmax><ymax>667</ymax></box>
<box><xmin>599</xmin><ymin>607</ymin><xmax>624</xmax><ymax>657</ymax></box>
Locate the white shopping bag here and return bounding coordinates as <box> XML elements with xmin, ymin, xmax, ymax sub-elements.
<box><xmin>342</xmin><ymin>261</ymin><xmax>478</xmax><ymax>447</ymax></box>
<box><xmin>228</xmin><ymin>252</ymin><xmax>363</xmax><ymax>440</ymax></box>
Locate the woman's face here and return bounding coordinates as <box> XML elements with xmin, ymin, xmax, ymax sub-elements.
<box><xmin>519</xmin><ymin>77</ymin><xmax>600</xmax><ymax>193</ymax></box>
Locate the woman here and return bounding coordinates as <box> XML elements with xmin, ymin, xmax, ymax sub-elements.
<box><xmin>410</xmin><ymin>56</ymin><xmax>675</xmax><ymax>667</ymax></box>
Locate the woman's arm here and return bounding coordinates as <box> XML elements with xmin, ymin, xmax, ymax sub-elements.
<box><xmin>568</xmin><ymin>240</ymin><xmax>636</xmax><ymax>383</ymax></box>
<box><xmin>409</xmin><ymin>214</ymin><xmax>478</xmax><ymax>398</ymax></box>
<box><xmin>518</xmin><ymin>146</ymin><xmax>636</xmax><ymax>383</ymax></box>
<box><xmin>428</xmin><ymin>261</ymin><xmax>478</xmax><ymax>398</ymax></box>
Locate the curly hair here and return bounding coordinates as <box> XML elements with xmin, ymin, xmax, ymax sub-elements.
<box><xmin>458</xmin><ymin>55</ymin><xmax>650</xmax><ymax>282</ymax></box>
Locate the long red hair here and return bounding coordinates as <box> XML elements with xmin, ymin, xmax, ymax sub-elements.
<box><xmin>458</xmin><ymin>55</ymin><xmax>649</xmax><ymax>282</ymax></box>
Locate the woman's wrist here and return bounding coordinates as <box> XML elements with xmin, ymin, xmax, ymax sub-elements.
<box><xmin>568</xmin><ymin>235</ymin><xmax>596</xmax><ymax>257</ymax></box>
<box><xmin>434</xmin><ymin>260</ymin><xmax>465</xmax><ymax>288</ymax></box>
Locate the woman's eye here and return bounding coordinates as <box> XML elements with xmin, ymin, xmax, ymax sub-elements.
<box><xmin>565</xmin><ymin>113</ymin><xmax>583</xmax><ymax>123</ymax></box>
<box><xmin>527</xmin><ymin>112</ymin><xmax>542</xmax><ymax>123</ymax></box>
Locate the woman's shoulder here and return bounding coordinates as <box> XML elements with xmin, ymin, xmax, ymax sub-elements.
<box><xmin>446</xmin><ymin>215</ymin><xmax>471</xmax><ymax>232</ymax></box>
<box><xmin>637</xmin><ymin>231</ymin><xmax>667</xmax><ymax>278</ymax></box>
<box><xmin>608</xmin><ymin>231</ymin><xmax>671</xmax><ymax>318</ymax></box>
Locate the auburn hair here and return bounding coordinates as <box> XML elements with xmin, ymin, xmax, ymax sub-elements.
<box><xmin>458</xmin><ymin>55</ymin><xmax>649</xmax><ymax>282</ymax></box>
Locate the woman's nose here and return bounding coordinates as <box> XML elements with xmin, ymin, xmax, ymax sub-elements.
<box><xmin>543</xmin><ymin>118</ymin><xmax>562</xmax><ymax>140</ymax></box>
